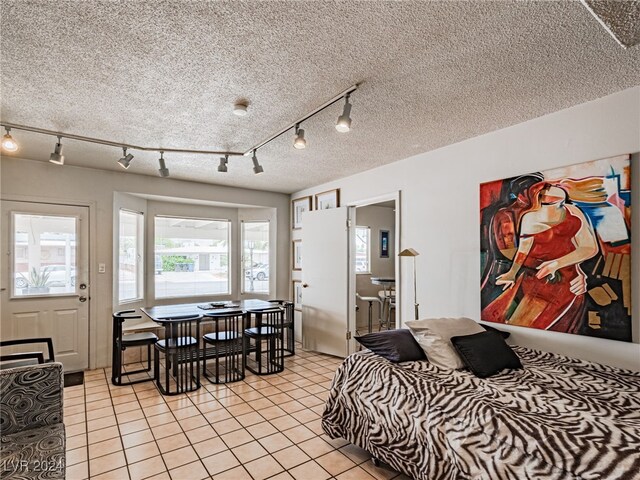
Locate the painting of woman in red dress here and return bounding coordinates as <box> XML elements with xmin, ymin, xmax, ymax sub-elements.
<box><xmin>480</xmin><ymin>156</ymin><xmax>632</xmax><ymax>341</ymax></box>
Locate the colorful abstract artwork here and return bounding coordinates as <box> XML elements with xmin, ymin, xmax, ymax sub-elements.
<box><xmin>480</xmin><ymin>155</ymin><xmax>632</xmax><ymax>342</ymax></box>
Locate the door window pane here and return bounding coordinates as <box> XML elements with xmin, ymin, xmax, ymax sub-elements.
<box><xmin>155</xmin><ymin>216</ymin><xmax>230</xmax><ymax>298</ymax></box>
<box><xmin>355</xmin><ymin>226</ymin><xmax>370</xmax><ymax>273</ymax></box>
<box><xmin>242</xmin><ymin>222</ymin><xmax>270</xmax><ymax>294</ymax></box>
<box><xmin>119</xmin><ymin>210</ymin><xmax>144</xmax><ymax>302</ymax></box>
<box><xmin>13</xmin><ymin>214</ymin><xmax>77</xmax><ymax>296</ymax></box>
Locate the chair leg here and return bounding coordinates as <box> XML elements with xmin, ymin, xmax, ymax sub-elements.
<box><xmin>203</xmin><ymin>342</ymin><xmax>208</xmax><ymax>380</ymax></box>
<box><xmin>112</xmin><ymin>345</ymin><xmax>120</xmax><ymax>386</ymax></box>
<box><xmin>256</xmin><ymin>337</ymin><xmax>262</xmax><ymax>373</ymax></box>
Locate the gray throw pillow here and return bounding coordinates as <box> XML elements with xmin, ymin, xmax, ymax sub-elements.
<box><xmin>355</xmin><ymin>329</ymin><xmax>426</xmax><ymax>363</ymax></box>
<box><xmin>405</xmin><ymin>317</ymin><xmax>485</xmax><ymax>369</ymax></box>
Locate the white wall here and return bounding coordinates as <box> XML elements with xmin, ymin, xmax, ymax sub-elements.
<box><xmin>355</xmin><ymin>205</ymin><xmax>395</xmax><ymax>330</ymax></box>
<box><xmin>0</xmin><ymin>159</ymin><xmax>291</xmax><ymax>368</ymax></box>
<box><xmin>292</xmin><ymin>86</ymin><xmax>640</xmax><ymax>371</ymax></box>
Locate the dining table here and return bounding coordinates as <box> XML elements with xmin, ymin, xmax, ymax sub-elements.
<box><xmin>141</xmin><ymin>298</ymin><xmax>275</xmax><ymax>322</ymax></box>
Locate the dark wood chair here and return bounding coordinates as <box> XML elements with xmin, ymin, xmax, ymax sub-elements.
<box><xmin>202</xmin><ymin>310</ymin><xmax>246</xmax><ymax>384</ymax></box>
<box><xmin>244</xmin><ymin>307</ymin><xmax>285</xmax><ymax>375</ymax></box>
<box><xmin>0</xmin><ymin>338</ymin><xmax>54</xmax><ymax>369</ymax></box>
<box><xmin>154</xmin><ymin>315</ymin><xmax>201</xmax><ymax>395</ymax></box>
<box><xmin>112</xmin><ymin>310</ymin><xmax>158</xmax><ymax>386</ymax></box>
<box><xmin>269</xmin><ymin>300</ymin><xmax>295</xmax><ymax>356</ymax></box>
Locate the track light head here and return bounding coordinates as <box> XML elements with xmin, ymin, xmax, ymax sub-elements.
<box><xmin>293</xmin><ymin>125</ymin><xmax>307</xmax><ymax>149</ymax></box>
<box><xmin>49</xmin><ymin>136</ymin><xmax>65</xmax><ymax>165</ymax></box>
<box><xmin>252</xmin><ymin>150</ymin><xmax>264</xmax><ymax>175</ymax></box>
<box><xmin>2</xmin><ymin>127</ymin><xmax>18</xmax><ymax>152</ymax></box>
<box><xmin>335</xmin><ymin>94</ymin><xmax>352</xmax><ymax>133</ymax></box>
<box><xmin>158</xmin><ymin>152</ymin><xmax>170</xmax><ymax>177</ymax></box>
<box><xmin>118</xmin><ymin>147</ymin><xmax>134</xmax><ymax>169</ymax></box>
<box><xmin>218</xmin><ymin>155</ymin><xmax>228</xmax><ymax>173</ymax></box>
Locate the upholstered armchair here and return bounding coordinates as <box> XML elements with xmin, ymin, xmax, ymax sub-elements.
<box><xmin>0</xmin><ymin>363</ymin><xmax>65</xmax><ymax>479</ymax></box>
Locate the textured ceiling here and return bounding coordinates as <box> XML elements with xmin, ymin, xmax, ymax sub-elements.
<box><xmin>1</xmin><ymin>0</ymin><xmax>639</xmax><ymax>194</ymax></box>
<box><xmin>583</xmin><ymin>0</ymin><xmax>640</xmax><ymax>47</ymax></box>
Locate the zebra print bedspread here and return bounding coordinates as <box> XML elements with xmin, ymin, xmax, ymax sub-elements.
<box><xmin>322</xmin><ymin>347</ymin><xmax>640</xmax><ymax>480</ymax></box>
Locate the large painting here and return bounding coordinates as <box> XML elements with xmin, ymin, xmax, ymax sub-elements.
<box><xmin>480</xmin><ymin>155</ymin><xmax>632</xmax><ymax>342</ymax></box>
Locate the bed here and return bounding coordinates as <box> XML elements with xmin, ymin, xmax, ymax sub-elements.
<box><xmin>322</xmin><ymin>347</ymin><xmax>640</xmax><ymax>480</ymax></box>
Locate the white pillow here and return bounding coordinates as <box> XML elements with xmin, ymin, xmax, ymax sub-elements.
<box><xmin>405</xmin><ymin>317</ymin><xmax>485</xmax><ymax>370</ymax></box>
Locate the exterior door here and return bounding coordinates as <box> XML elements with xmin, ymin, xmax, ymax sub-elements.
<box><xmin>302</xmin><ymin>207</ymin><xmax>351</xmax><ymax>357</ymax></box>
<box><xmin>1</xmin><ymin>201</ymin><xmax>90</xmax><ymax>371</ymax></box>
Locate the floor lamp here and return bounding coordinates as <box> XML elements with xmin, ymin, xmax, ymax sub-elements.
<box><xmin>399</xmin><ymin>248</ymin><xmax>420</xmax><ymax>320</ymax></box>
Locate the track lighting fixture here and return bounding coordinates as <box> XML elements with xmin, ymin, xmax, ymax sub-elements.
<box><xmin>252</xmin><ymin>150</ymin><xmax>264</xmax><ymax>175</ymax></box>
<box><xmin>335</xmin><ymin>94</ymin><xmax>352</xmax><ymax>133</ymax></box>
<box><xmin>158</xmin><ymin>152</ymin><xmax>170</xmax><ymax>177</ymax></box>
<box><xmin>293</xmin><ymin>124</ymin><xmax>307</xmax><ymax>149</ymax></box>
<box><xmin>118</xmin><ymin>147</ymin><xmax>134</xmax><ymax>169</ymax></box>
<box><xmin>1</xmin><ymin>84</ymin><xmax>357</xmax><ymax>176</ymax></box>
<box><xmin>49</xmin><ymin>136</ymin><xmax>65</xmax><ymax>165</ymax></box>
<box><xmin>2</xmin><ymin>127</ymin><xmax>18</xmax><ymax>152</ymax></box>
<box><xmin>218</xmin><ymin>155</ymin><xmax>228</xmax><ymax>173</ymax></box>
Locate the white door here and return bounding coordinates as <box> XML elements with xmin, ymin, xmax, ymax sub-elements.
<box><xmin>302</xmin><ymin>207</ymin><xmax>352</xmax><ymax>357</ymax></box>
<box><xmin>1</xmin><ymin>201</ymin><xmax>90</xmax><ymax>371</ymax></box>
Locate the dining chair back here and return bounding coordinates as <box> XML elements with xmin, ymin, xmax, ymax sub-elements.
<box><xmin>244</xmin><ymin>307</ymin><xmax>285</xmax><ymax>375</ymax></box>
<box><xmin>0</xmin><ymin>338</ymin><xmax>55</xmax><ymax>370</ymax></box>
<box><xmin>112</xmin><ymin>310</ymin><xmax>158</xmax><ymax>386</ymax></box>
<box><xmin>202</xmin><ymin>310</ymin><xmax>246</xmax><ymax>384</ymax></box>
<box><xmin>268</xmin><ymin>300</ymin><xmax>295</xmax><ymax>356</ymax></box>
<box><xmin>154</xmin><ymin>314</ymin><xmax>201</xmax><ymax>395</ymax></box>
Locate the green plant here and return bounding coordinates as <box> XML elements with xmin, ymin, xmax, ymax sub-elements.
<box><xmin>27</xmin><ymin>267</ymin><xmax>50</xmax><ymax>287</ymax></box>
<box><xmin>161</xmin><ymin>255</ymin><xmax>194</xmax><ymax>271</ymax></box>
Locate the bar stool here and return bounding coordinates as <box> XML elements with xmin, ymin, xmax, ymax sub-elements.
<box><xmin>378</xmin><ymin>288</ymin><xmax>395</xmax><ymax>328</ymax></box>
<box><xmin>244</xmin><ymin>307</ymin><xmax>285</xmax><ymax>375</ymax></box>
<box><xmin>112</xmin><ymin>310</ymin><xmax>158</xmax><ymax>386</ymax></box>
<box><xmin>385</xmin><ymin>297</ymin><xmax>396</xmax><ymax>330</ymax></box>
<box><xmin>153</xmin><ymin>315</ymin><xmax>201</xmax><ymax>395</ymax></box>
<box><xmin>268</xmin><ymin>300</ymin><xmax>295</xmax><ymax>356</ymax></box>
<box><xmin>202</xmin><ymin>310</ymin><xmax>246</xmax><ymax>384</ymax></box>
<box><xmin>356</xmin><ymin>293</ymin><xmax>383</xmax><ymax>333</ymax></box>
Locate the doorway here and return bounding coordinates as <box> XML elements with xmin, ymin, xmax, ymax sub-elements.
<box><xmin>353</xmin><ymin>199</ymin><xmax>399</xmax><ymax>337</ymax></box>
<box><xmin>1</xmin><ymin>201</ymin><xmax>90</xmax><ymax>371</ymax></box>
<box><xmin>300</xmin><ymin>192</ymin><xmax>400</xmax><ymax>357</ymax></box>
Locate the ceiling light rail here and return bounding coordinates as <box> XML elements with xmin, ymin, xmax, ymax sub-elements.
<box><xmin>0</xmin><ymin>122</ymin><xmax>244</xmax><ymax>157</ymax></box>
<box><xmin>0</xmin><ymin>83</ymin><xmax>359</xmax><ymax>176</ymax></box>
<box><xmin>245</xmin><ymin>83</ymin><xmax>359</xmax><ymax>155</ymax></box>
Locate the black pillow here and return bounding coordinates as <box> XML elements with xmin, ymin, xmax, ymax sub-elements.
<box><xmin>480</xmin><ymin>323</ymin><xmax>511</xmax><ymax>339</ymax></box>
<box><xmin>355</xmin><ymin>329</ymin><xmax>426</xmax><ymax>363</ymax></box>
<box><xmin>450</xmin><ymin>331</ymin><xmax>522</xmax><ymax>378</ymax></box>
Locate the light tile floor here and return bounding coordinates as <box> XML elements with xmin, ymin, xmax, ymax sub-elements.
<box><xmin>64</xmin><ymin>346</ymin><xmax>409</xmax><ymax>480</ymax></box>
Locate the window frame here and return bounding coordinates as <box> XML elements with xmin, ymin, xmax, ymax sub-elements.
<box><xmin>355</xmin><ymin>225</ymin><xmax>371</xmax><ymax>275</ymax></box>
<box><xmin>118</xmin><ymin>208</ymin><xmax>145</xmax><ymax>304</ymax></box>
<box><xmin>240</xmin><ymin>220</ymin><xmax>271</xmax><ymax>295</ymax></box>
<box><xmin>153</xmin><ymin>214</ymin><xmax>232</xmax><ymax>299</ymax></box>
<box><xmin>10</xmin><ymin>211</ymin><xmax>79</xmax><ymax>299</ymax></box>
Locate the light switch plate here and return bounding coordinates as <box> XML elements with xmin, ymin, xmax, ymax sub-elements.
<box><xmin>98</xmin><ymin>263</ymin><xmax>106</xmax><ymax>273</ymax></box>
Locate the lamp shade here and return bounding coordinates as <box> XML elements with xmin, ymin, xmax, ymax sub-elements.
<box><xmin>398</xmin><ymin>248</ymin><xmax>420</xmax><ymax>257</ymax></box>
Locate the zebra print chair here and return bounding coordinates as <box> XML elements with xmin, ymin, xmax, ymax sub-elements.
<box><xmin>0</xmin><ymin>363</ymin><xmax>65</xmax><ymax>479</ymax></box>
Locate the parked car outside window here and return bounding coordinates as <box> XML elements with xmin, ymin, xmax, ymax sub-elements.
<box><xmin>245</xmin><ymin>263</ymin><xmax>269</xmax><ymax>281</ymax></box>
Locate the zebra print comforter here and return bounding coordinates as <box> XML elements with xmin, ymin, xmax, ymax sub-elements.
<box><xmin>322</xmin><ymin>347</ymin><xmax>640</xmax><ymax>480</ymax></box>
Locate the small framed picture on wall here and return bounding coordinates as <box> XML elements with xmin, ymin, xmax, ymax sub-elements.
<box><xmin>380</xmin><ymin>230</ymin><xmax>390</xmax><ymax>258</ymax></box>
<box><xmin>293</xmin><ymin>281</ymin><xmax>303</xmax><ymax>311</ymax></box>
<box><xmin>315</xmin><ymin>188</ymin><xmax>340</xmax><ymax>210</ymax></box>
<box><xmin>292</xmin><ymin>239</ymin><xmax>302</xmax><ymax>270</ymax></box>
<box><xmin>292</xmin><ymin>196</ymin><xmax>312</xmax><ymax>230</ymax></box>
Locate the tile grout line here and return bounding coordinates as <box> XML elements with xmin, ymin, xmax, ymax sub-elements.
<box><xmin>75</xmin><ymin>349</ymin><xmax>386</xmax><ymax>480</ymax></box>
